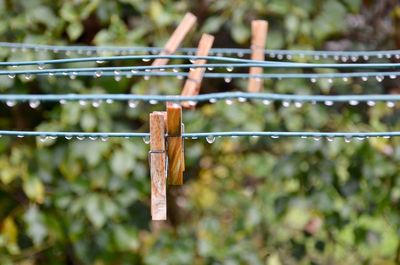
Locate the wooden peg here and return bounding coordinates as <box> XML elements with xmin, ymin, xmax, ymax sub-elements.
<box><xmin>149</xmin><ymin>111</ymin><xmax>167</xmax><ymax>220</ymax></box>
<box><xmin>166</xmin><ymin>103</ymin><xmax>185</xmax><ymax>185</ymax></box>
<box><xmin>181</xmin><ymin>34</ymin><xmax>215</xmax><ymax>108</ymax></box>
<box><xmin>247</xmin><ymin>20</ymin><xmax>268</xmax><ymax>93</ymax></box>
<box><xmin>152</xmin><ymin>12</ymin><xmax>197</xmax><ymax>67</ymax></box>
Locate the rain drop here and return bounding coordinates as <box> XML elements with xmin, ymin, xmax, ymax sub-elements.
<box><xmin>367</xmin><ymin>100</ymin><xmax>376</xmax><ymax>107</ymax></box>
<box><xmin>39</xmin><ymin>136</ymin><xmax>48</xmax><ymax>142</ymax></box>
<box><xmin>143</xmin><ymin>75</ymin><xmax>150</xmax><ymax>81</ymax></box>
<box><xmin>128</xmin><ymin>100</ymin><xmax>138</xmax><ymax>108</ymax></box>
<box><xmin>106</xmin><ymin>99</ymin><xmax>114</xmax><ymax>104</ymax></box>
<box><xmin>310</xmin><ymin>78</ymin><xmax>317</xmax><ymax>83</ymax></box>
<box><xmin>114</xmin><ymin>75</ymin><xmax>122</xmax><ymax>82</ymax></box>
<box><xmin>24</xmin><ymin>74</ymin><xmax>32</xmax><ymax>80</ymax></box>
<box><xmin>17</xmin><ymin>135</ymin><xmax>24</xmax><ymax>138</ymax></box>
<box><xmin>349</xmin><ymin>100</ymin><xmax>359</xmax><ymax>106</ymax></box>
<box><xmin>389</xmin><ymin>75</ymin><xmax>397</xmax><ymax>79</ymax></box>
<box><xmin>376</xmin><ymin>76</ymin><xmax>384</xmax><ymax>82</ymax></box>
<box><xmin>282</xmin><ymin>101</ymin><xmax>291</xmax><ymax>108</ymax></box>
<box><xmin>79</xmin><ymin>100</ymin><xmax>87</xmax><ymax>106</ymax></box>
<box><xmin>142</xmin><ymin>58</ymin><xmax>150</xmax><ymax>62</ymax></box>
<box><xmin>225</xmin><ymin>99</ymin><xmax>234</xmax><ymax>105</ymax></box>
<box><xmin>324</xmin><ymin>100</ymin><xmax>334</xmax><ymax>106</ymax></box>
<box><xmin>29</xmin><ymin>100</ymin><xmax>40</xmax><ymax>109</ymax></box>
<box><xmin>209</xmin><ymin>98</ymin><xmax>217</xmax><ymax>104</ymax></box>
<box><xmin>96</xmin><ymin>60</ymin><xmax>105</xmax><ymax>64</ymax></box>
<box><xmin>313</xmin><ymin>136</ymin><xmax>321</xmax><ymax>141</ymax></box>
<box><xmin>92</xmin><ymin>100</ymin><xmax>102</xmax><ymax>108</ymax></box>
<box><xmin>207</xmin><ymin>67</ymin><xmax>214</xmax><ymax>71</ymax></box>
<box><xmin>206</xmin><ymin>135</ymin><xmax>215</xmax><ymax>144</ymax></box>
<box><xmin>59</xmin><ymin>99</ymin><xmax>67</xmax><ymax>105</ymax></box>
<box><xmin>262</xmin><ymin>99</ymin><xmax>271</xmax><ymax>105</ymax></box>
<box><xmin>94</xmin><ymin>71</ymin><xmax>102</xmax><ymax>78</ymax></box>
<box><xmin>224</xmin><ymin>77</ymin><xmax>232</xmax><ymax>83</ymax></box>
<box><xmin>386</xmin><ymin>101</ymin><xmax>395</xmax><ymax>108</ymax></box>
<box><xmin>294</xmin><ymin>101</ymin><xmax>303</xmax><ymax>108</ymax></box>
<box><xmin>37</xmin><ymin>64</ymin><xmax>45</xmax><ymax>70</ymax></box>
<box><xmin>344</xmin><ymin>136</ymin><xmax>352</xmax><ymax>143</ymax></box>
<box><xmin>342</xmin><ymin>77</ymin><xmax>349</xmax><ymax>82</ymax></box>
<box><xmin>238</xmin><ymin>97</ymin><xmax>247</xmax><ymax>103</ymax></box>
<box><xmin>77</xmin><ymin>136</ymin><xmax>85</xmax><ymax>141</ymax></box>
<box><xmin>326</xmin><ymin>136</ymin><xmax>334</xmax><ymax>142</ymax></box>
<box><xmin>226</xmin><ymin>66</ymin><xmax>234</xmax><ymax>72</ymax></box>
<box><xmin>8</xmin><ymin>74</ymin><xmax>16</xmax><ymax>79</ymax></box>
<box><xmin>69</xmin><ymin>72</ymin><xmax>77</xmax><ymax>80</ymax></box>
<box><xmin>114</xmin><ymin>70</ymin><xmax>121</xmax><ymax>76</ymax></box>
<box><xmin>271</xmin><ymin>135</ymin><xmax>280</xmax><ymax>139</ymax></box>
<box><xmin>6</xmin><ymin>100</ymin><xmax>16</xmax><ymax>107</ymax></box>
<box><xmin>101</xmin><ymin>136</ymin><xmax>108</xmax><ymax>142</ymax></box>
<box><xmin>361</xmin><ymin>76</ymin><xmax>368</xmax><ymax>82</ymax></box>
<box><xmin>143</xmin><ymin>136</ymin><xmax>150</xmax><ymax>144</ymax></box>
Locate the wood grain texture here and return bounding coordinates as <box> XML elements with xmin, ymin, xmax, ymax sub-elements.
<box><xmin>181</xmin><ymin>33</ymin><xmax>215</xmax><ymax>108</ymax></box>
<box><xmin>247</xmin><ymin>20</ymin><xmax>268</xmax><ymax>93</ymax></box>
<box><xmin>150</xmin><ymin>111</ymin><xmax>167</xmax><ymax>220</ymax></box>
<box><xmin>166</xmin><ymin>103</ymin><xmax>184</xmax><ymax>185</ymax></box>
<box><xmin>151</xmin><ymin>13</ymin><xmax>197</xmax><ymax>67</ymax></box>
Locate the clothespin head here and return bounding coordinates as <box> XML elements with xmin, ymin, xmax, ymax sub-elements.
<box><xmin>149</xmin><ymin>111</ymin><xmax>167</xmax><ymax>220</ymax></box>
<box><xmin>152</xmin><ymin>12</ymin><xmax>197</xmax><ymax>67</ymax></box>
<box><xmin>181</xmin><ymin>33</ymin><xmax>215</xmax><ymax>109</ymax></box>
<box><xmin>247</xmin><ymin>20</ymin><xmax>268</xmax><ymax>93</ymax></box>
<box><xmin>166</xmin><ymin>102</ymin><xmax>185</xmax><ymax>185</ymax></box>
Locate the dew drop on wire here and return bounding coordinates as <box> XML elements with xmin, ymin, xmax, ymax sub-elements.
<box><xmin>59</xmin><ymin>99</ymin><xmax>67</xmax><ymax>105</ymax></box>
<box><xmin>89</xmin><ymin>136</ymin><xmax>98</xmax><ymax>141</ymax></box>
<box><xmin>94</xmin><ymin>71</ymin><xmax>102</xmax><ymax>78</ymax></box>
<box><xmin>76</xmin><ymin>136</ymin><xmax>85</xmax><ymax>141</ymax></box>
<box><xmin>224</xmin><ymin>77</ymin><xmax>232</xmax><ymax>83</ymax></box>
<box><xmin>29</xmin><ymin>100</ymin><xmax>40</xmax><ymax>109</ymax></box>
<box><xmin>149</xmin><ymin>99</ymin><xmax>158</xmax><ymax>105</ymax></box>
<box><xmin>101</xmin><ymin>136</ymin><xmax>108</xmax><ymax>142</ymax></box>
<box><xmin>92</xmin><ymin>100</ymin><xmax>102</xmax><ymax>108</ymax></box>
<box><xmin>386</xmin><ymin>101</ymin><xmax>395</xmax><ymax>108</ymax></box>
<box><xmin>349</xmin><ymin>100</ymin><xmax>359</xmax><ymax>106</ymax></box>
<box><xmin>79</xmin><ymin>100</ymin><xmax>87</xmax><ymax>106</ymax></box>
<box><xmin>313</xmin><ymin>136</ymin><xmax>321</xmax><ymax>141</ymax></box>
<box><xmin>294</xmin><ymin>101</ymin><xmax>303</xmax><ymax>108</ymax></box>
<box><xmin>8</xmin><ymin>74</ymin><xmax>16</xmax><ymax>79</ymax></box>
<box><xmin>209</xmin><ymin>98</ymin><xmax>217</xmax><ymax>104</ymax></box>
<box><xmin>262</xmin><ymin>99</ymin><xmax>271</xmax><ymax>105</ymax></box>
<box><xmin>37</xmin><ymin>64</ymin><xmax>45</xmax><ymax>70</ymax></box>
<box><xmin>39</xmin><ymin>136</ymin><xmax>48</xmax><ymax>142</ymax></box>
<box><xmin>207</xmin><ymin>67</ymin><xmax>214</xmax><ymax>71</ymax></box>
<box><xmin>24</xmin><ymin>74</ymin><xmax>32</xmax><ymax>80</ymax></box>
<box><xmin>226</xmin><ymin>66</ymin><xmax>234</xmax><ymax>72</ymax></box>
<box><xmin>324</xmin><ymin>100</ymin><xmax>334</xmax><ymax>106</ymax></box>
<box><xmin>282</xmin><ymin>101</ymin><xmax>291</xmax><ymax>108</ymax></box>
<box><xmin>142</xmin><ymin>58</ymin><xmax>150</xmax><ymax>62</ymax></box>
<box><xmin>326</xmin><ymin>136</ymin><xmax>334</xmax><ymax>142</ymax></box>
<box><xmin>17</xmin><ymin>135</ymin><xmax>24</xmax><ymax>138</ymax></box>
<box><xmin>367</xmin><ymin>100</ymin><xmax>376</xmax><ymax>107</ymax></box>
<box><xmin>6</xmin><ymin>100</ymin><xmax>16</xmax><ymax>107</ymax></box>
<box><xmin>143</xmin><ymin>136</ymin><xmax>150</xmax><ymax>144</ymax></box>
<box><xmin>271</xmin><ymin>135</ymin><xmax>279</xmax><ymax>139</ymax></box>
<box><xmin>344</xmin><ymin>136</ymin><xmax>352</xmax><ymax>143</ymax></box>
<box><xmin>225</xmin><ymin>99</ymin><xmax>233</xmax><ymax>105</ymax></box>
<box><xmin>206</xmin><ymin>135</ymin><xmax>215</xmax><ymax>144</ymax></box>
<box><xmin>128</xmin><ymin>100</ymin><xmax>138</xmax><ymax>108</ymax></box>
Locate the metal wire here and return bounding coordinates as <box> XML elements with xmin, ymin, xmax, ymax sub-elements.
<box><xmin>1</xmin><ymin>42</ymin><xmax>399</xmax><ymax>57</ymax></box>
<box><xmin>1</xmin><ymin>92</ymin><xmax>400</xmax><ymax>103</ymax></box>
<box><xmin>0</xmin><ymin>130</ymin><xmax>398</xmax><ymax>138</ymax></box>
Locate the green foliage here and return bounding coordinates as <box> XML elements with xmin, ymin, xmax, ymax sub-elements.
<box><xmin>0</xmin><ymin>0</ymin><xmax>400</xmax><ymax>264</ymax></box>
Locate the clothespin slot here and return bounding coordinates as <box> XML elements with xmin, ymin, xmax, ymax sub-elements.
<box><xmin>247</xmin><ymin>20</ymin><xmax>268</xmax><ymax>93</ymax></box>
<box><xmin>166</xmin><ymin>102</ymin><xmax>185</xmax><ymax>185</ymax></box>
<box><xmin>149</xmin><ymin>111</ymin><xmax>167</xmax><ymax>220</ymax></box>
<box><xmin>152</xmin><ymin>12</ymin><xmax>197</xmax><ymax>67</ymax></box>
<box><xmin>181</xmin><ymin>33</ymin><xmax>215</xmax><ymax>108</ymax></box>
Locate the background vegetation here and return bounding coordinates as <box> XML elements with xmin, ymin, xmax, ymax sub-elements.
<box><xmin>0</xmin><ymin>0</ymin><xmax>400</xmax><ymax>264</ymax></box>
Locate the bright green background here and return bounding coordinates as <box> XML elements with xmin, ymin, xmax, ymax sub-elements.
<box><xmin>0</xmin><ymin>0</ymin><xmax>400</xmax><ymax>264</ymax></box>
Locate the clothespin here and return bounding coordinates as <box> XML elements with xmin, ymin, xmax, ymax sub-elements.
<box><xmin>166</xmin><ymin>102</ymin><xmax>185</xmax><ymax>185</ymax></box>
<box><xmin>181</xmin><ymin>33</ymin><xmax>215</xmax><ymax>108</ymax></box>
<box><xmin>247</xmin><ymin>20</ymin><xmax>268</xmax><ymax>93</ymax></box>
<box><xmin>151</xmin><ymin>12</ymin><xmax>197</xmax><ymax>67</ymax></box>
<box><xmin>149</xmin><ymin>111</ymin><xmax>167</xmax><ymax>220</ymax></box>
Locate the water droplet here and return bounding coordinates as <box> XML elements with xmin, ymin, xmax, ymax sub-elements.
<box><xmin>262</xmin><ymin>99</ymin><xmax>271</xmax><ymax>105</ymax></box>
<box><xmin>310</xmin><ymin>78</ymin><xmax>317</xmax><ymax>83</ymax></box>
<box><xmin>39</xmin><ymin>135</ymin><xmax>48</xmax><ymax>142</ymax></box>
<box><xmin>96</xmin><ymin>60</ymin><xmax>105</xmax><ymax>64</ymax></box>
<box><xmin>114</xmin><ymin>70</ymin><xmax>121</xmax><ymax>76</ymax></box>
<box><xmin>209</xmin><ymin>98</ymin><xmax>217</xmax><ymax>103</ymax></box>
<box><xmin>59</xmin><ymin>99</ymin><xmax>67</xmax><ymax>105</ymax></box>
<box><xmin>176</xmin><ymin>75</ymin><xmax>184</xmax><ymax>80</ymax></box>
<box><xmin>114</xmin><ymin>75</ymin><xmax>122</xmax><ymax>82</ymax></box>
<box><xmin>286</xmin><ymin>54</ymin><xmax>293</xmax><ymax>60</ymax></box>
<box><xmin>207</xmin><ymin>67</ymin><xmax>214</xmax><ymax>71</ymax></box>
<box><xmin>225</xmin><ymin>99</ymin><xmax>234</xmax><ymax>105</ymax></box>
<box><xmin>131</xmin><ymin>69</ymin><xmax>138</xmax><ymax>74</ymax></box>
<box><xmin>24</xmin><ymin>74</ymin><xmax>32</xmax><ymax>80</ymax></box>
<box><xmin>6</xmin><ymin>100</ymin><xmax>16</xmax><ymax>107</ymax></box>
<box><xmin>351</xmin><ymin>56</ymin><xmax>358</xmax><ymax>62</ymax></box>
<box><xmin>282</xmin><ymin>101</ymin><xmax>291</xmax><ymax>108</ymax></box>
<box><xmin>29</xmin><ymin>100</ymin><xmax>40</xmax><ymax>109</ymax></box>
<box><xmin>294</xmin><ymin>101</ymin><xmax>303</xmax><ymax>108</ymax></box>
<box><xmin>277</xmin><ymin>54</ymin><xmax>283</xmax><ymax>60</ymax></box>
<box><xmin>376</xmin><ymin>76</ymin><xmax>384</xmax><ymax>82</ymax></box>
<box><xmin>224</xmin><ymin>77</ymin><xmax>232</xmax><ymax>83</ymax></box>
<box><xmin>226</xmin><ymin>66</ymin><xmax>234</xmax><ymax>72</ymax></box>
<box><xmin>77</xmin><ymin>136</ymin><xmax>85</xmax><ymax>140</ymax></box>
<box><xmin>128</xmin><ymin>100</ymin><xmax>138</xmax><ymax>108</ymax></box>
<box><xmin>377</xmin><ymin>54</ymin><xmax>383</xmax><ymax>59</ymax></box>
<box><xmin>69</xmin><ymin>72</ymin><xmax>77</xmax><ymax>79</ymax></box>
<box><xmin>367</xmin><ymin>100</ymin><xmax>376</xmax><ymax>107</ymax></box>
<box><xmin>143</xmin><ymin>136</ymin><xmax>150</xmax><ymax>144</ymax></box>
<box><xmin>8</xmin><ymin>74</ymin><xmax>16</xmax><ymax>79</ymax></box>
<box><xmin>363</xmin><ymin>55</ymin><xmax>369</xmax><ymax>61</ymax></box>
<box><xmin>342</xmin><ymin>77</ymin><xmax>349</xmax><ymax>82</ymax></box>
<box><xmin>37</xmin><ymin>64</ymin><xmax>45</xmax><ymax>70</ymax></box>
<box><xmin>49</xmin><ymin>136</ymin><xmax>57</xmax><ymax>140</ymax></box>
<box><xmin>314</xmin><ymin>55</ymin><xmax>320</xmax><ymax>60</ymax></box>
<box><xmin>94</xmin><ymin>71</ymin><xmax>102</xmax><ymax>78</ymax></box>
<box><xmin>106</xmin><ymin>99</ymin><xmax>113</xmax><ymax>104</ymax></box>
<box><xmin>389</xmin><ymin>74</ymin><xmax>397</xmax><ymax>79</ymax></box>
<box><xmin>172</xmin><ymin>68</ymin><xmax>179</xmax><ymax>73</ymax></box>
<box><xmin>349</xmin><ymin>100</ymin><xmax>359</xmax><ymax>106</ymax></box>
<box><xmin>334</xmin><ymin>55</ymin><xmax>339</xmax><ymax>61</ymax></box>
<box><xmin>327</xmin><ymin>78</ymin><xmax>333</xmax><ymax>84</ymax></box>
<box><xmin>79</xmin><ymin>100</ymin><xmax>87</xmax><ymax>106</ymax></box>
<box><xmin>143</xmin><ymin>75</ymin><xmax>150</xmax><ymax>81</ymax></box>
<box><xmin>313</xmin><ymin>136</ymin><xmax>321</xmax><ymax>141</ymax></box>
<box><xmin>344</xmin><ymin>136</ymin><xmax>352</xmax><ymax>143</ymax></box>
<box><xmin>238</xmin><ymin>97</ymin><xmax>247</xmax><ymax>102</ymax></box>
<box><xmin>326</xmin><ymin>136</ymin><xmax>334</xmax><ymax>142</ymax></box>
<box><xmin>271</xmin><ymin>135</ymin><xmax>280</xmax><ymax>139</ymax></box>
<box><xmin>101</xmin><ymin>136</ymin><xmax>108</xmax><ymax>142</ymax></box>
<box><xmin>341</xmin><ymin>56</ymin><xmax>348</xmax><ymax>62</ymax></box>
<box><xmin>142</xmin><ymin>58</ymin><xmax>150</xmax><ymax>62</ymax></box>
<box><xmin>356</xmin><ymin>136</ymin><xmax>365</xmax><ymax>141</ymax></box>
<box><xmin>92</xmin><ymin>100</ymin><xmax>102</xmax><ymax>108</ymax></box>
<box><xmin>361</xmin><ymin>76</ymin><xmax>368</xmax><ymax>82</ymax></box>
<box><xmin>206</xmin><ymin>135</ymin><xmax>215</xmax><ymax>144</ymax></box>
<box><xmin>301</xmin><ymin>136</ymin><xmax>308</xmax><ymax>139</ymax></box>
<box><xmin>148</xmin><ymin>99</ymin><xmax>157</xmax><ymax>105</ymax></box>
<box><xmin>324</xmin><ymin>100</ymin><xmax>334</xmax><ymax>106</ymax></box>
<box><xmin>385</xmin><ymin>54</ymin><xmax>391</xmax><ymax>59</ymax></box>
<box><xmin>386</xmin><ymin>101</ymin><xmax>395</xmax><ymax>108</ymax></box>
<box><xmin>17</xmin><ymin>135</ymin><xmax>24</xmax><ymax>138</ymax></box>
<box><xmin>237</xmin><ymin>52</ymin><xmax>244</xmax><ymax>57</ymax></box>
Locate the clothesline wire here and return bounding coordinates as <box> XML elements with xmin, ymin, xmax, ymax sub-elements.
<box><xmin>0</xmin><ymin>130</ymin><xmax>399</xmax><ymax>138</ymax></box>
<box><xmin>1</xmin><ymin>92</ymin><xmax>400</xmax><ymax>103</ymax></box>
<box><xmin>1</xmin><ymin>55</ymin><xmax>400</xmax><ymax>68</ymax></box>
<box><xmin>0</xmin><ymin>42</ymin><xmax>399</xmax><ymax>57</ymax></box>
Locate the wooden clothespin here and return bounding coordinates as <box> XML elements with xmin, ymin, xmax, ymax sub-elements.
<box><xmin>247</xmin><ymin>20</ymin><xmax>268</xmax><ymax>93</ymax></box>
<box><xmin>151</xmin><ymin>12</ymin><xmax>197</xmax><ymax>67</ymax></box>
<box><xmin>149</xmin><ymin>111</ymin><xmax>167</xmax><ymax>220</ymax></box>
<box><xmin>181</xmin><ymin>33</ymin><xmax>215</xmax><ymax>108</ymax></box>
<box><xmin>166</xmin><ymin>102</ymin><xmax>185</xmax><ymax>185</ymax></box>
